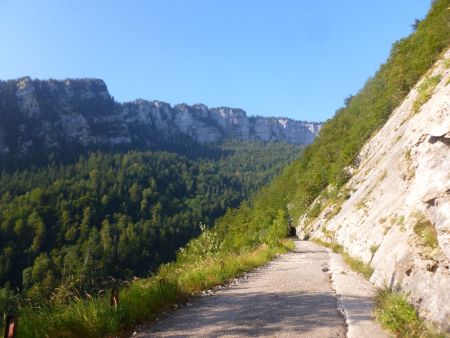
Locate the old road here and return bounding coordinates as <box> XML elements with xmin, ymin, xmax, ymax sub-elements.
<box><xmin>134</xmin><ymin>241</ymin><xmax>388</xmax><ymax>338</ymax></box>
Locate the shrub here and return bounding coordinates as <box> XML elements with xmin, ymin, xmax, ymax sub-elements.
<box><xmin>375</xmin><ymin>288</ymin><xmax>422</xmax><ymax>336</ymax></box>
<box><xmin>413</xmin><ymin>213</ymin><xmax>439</xmax><ymax>248</ymax></box>
<box><xmin>375</xmin><ymin>288</ymin><xmax>445</xmax><ymax>337</ymax></box>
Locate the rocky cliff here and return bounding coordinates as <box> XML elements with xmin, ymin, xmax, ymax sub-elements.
<box><xmin>0</xmin><ymin>77</ymin><xmax>321</xmax><ymax>160</ymax></box>
<box><xmin>298</xmin><ymin>49</ymin><xmax>450</xmax><ymax>330</ymax></box>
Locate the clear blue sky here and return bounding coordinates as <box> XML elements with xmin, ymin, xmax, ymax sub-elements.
<box><xmin>0</xmin><ymin>1</ymin><xmax>431</xmax><ymax>121</ymax></box>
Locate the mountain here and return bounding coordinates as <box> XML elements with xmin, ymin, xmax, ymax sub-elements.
<box><xmin>0</xmin><ymin>77</ymin><xmax>321</xmax><ymax>166</ymax></box>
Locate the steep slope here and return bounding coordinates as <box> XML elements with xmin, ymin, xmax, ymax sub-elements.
<box><xmin>302</xmin><ymin>49</ymin><xmax>450</xmax><ymax>329</ymax></box>
<box><xmin>0</xmin><ymin>77</ymin><xmax>321</xmax><ymax>168</ymax></box>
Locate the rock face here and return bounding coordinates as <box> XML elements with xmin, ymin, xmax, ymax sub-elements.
<box><xmin>0</xmin><ymin>77</ymin><xmax>321</xmax><ymax>160</ymax></box>
<box><xmin>299</xmin><ymin>49</ymin><xmax>450</xmax><ymax>330</ymax></box>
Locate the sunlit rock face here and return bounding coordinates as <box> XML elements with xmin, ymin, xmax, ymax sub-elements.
<box><xmin>0</xmin><ymin>77</ymin><xmax>322</xmax><ymax>159</ymax></box>
<box><xmin>300</xmin><ymin>49</ymin><xmax>450</xmax><ymax>330</ymax></box>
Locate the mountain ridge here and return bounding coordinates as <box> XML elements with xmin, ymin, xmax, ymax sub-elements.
<box><xmin>0</xmin><ymin>76</ymin><xmax>322</xmax><ymax>162</ymax></box>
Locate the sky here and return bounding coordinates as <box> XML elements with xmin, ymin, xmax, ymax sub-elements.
<box><xmin>0</xmin><ymin>1</ymin><xmax>431</xmax><ymax>122</ymax></box>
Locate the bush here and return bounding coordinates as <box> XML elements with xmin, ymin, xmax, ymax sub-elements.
<box><xmin>413</xmin><ymin>213</ymin><xmax>439</xmax><ymax>248</ymax></box>
<box><xmin>375</xmin><ymin>288</ymin><xmax>422</xmax><ymax>336</ymax></box>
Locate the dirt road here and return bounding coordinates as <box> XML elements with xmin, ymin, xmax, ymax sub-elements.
<box><xmin>135</xmin><ymin>241</ymin><xmax>347</xmax><ymax>337</ymax></box>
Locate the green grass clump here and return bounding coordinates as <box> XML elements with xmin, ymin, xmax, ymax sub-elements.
<box><xmin>312</xmin><ymin>238</ymin><xmax>374</xmax><ymax>278</ymax></box>
<box><xmin>413</xmin><ymin>75</ymin><xmax>442</xmax><ymax>113</ymax></box>
<box><xmin>16</xmin><ymin>240</ymin><xmax>293</xmax><ymax>337</ymax></box>
<box><xmin>375</xmin><ymin>288</ymin><xmax>422</xmax><ymax>336</ymax></box>
<box><xmin>413</xmin><ymin>214</ymin><xmax>439</xmax><ymax>248</ymax></box>
<box><xmin>370</xmin><ymin>245</ymin><xmax>379</xmax><ymax>255</ymax></box>
<box><xmin>343</xmin><ymin>254</ymin><xmax>374</xmax><ymax>278</ymax></box>
<box><xmin>375</xmin><ymin>288</ymin><xmax>445</xmax><ymax>337</ymax></box>
<box><xmin>443</xmin><ymin>58</ymin><xmax>450</xmax><ymax>69</ymax></box>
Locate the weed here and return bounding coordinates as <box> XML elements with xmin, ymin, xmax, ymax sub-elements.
<box><xmin>413</xmin><ymin>213</ymin><xmax>438</xmax><ymax>248</ymax></box>
<box><xmin>309</xmin><ymin>202</ymin><xmax>322</xmax><ymax>218</ymax></box>
<box><xmin>356</xmin><ymin>199</ymin><xmax>367</xmax><ymax>210</ymax></box>
<box><xmin>17</xmin><ymin>240</ymin><xmax>293</xmax><ymax>337</ymax></box>
<box><xmin>325</xmin><ymin>205</ymin><xmax>342</xmax><ymax>221</ymax></box>
<box><xmin>413</xmin><ymin>75</ymin><xmax>442</xmax><ymax>113</ymax></box>
<box><xmin>321</xmin><ymin>226</ymin><xmax>336</xmax><ymax>243</ymax></box>
<box><xmin>378</xmin><ymin>170</ymin><xmax>387</xmax><ymax>182</ymax></box>
<box><xmin>403</xmin><ymin>149</ymin><xmax>415</xmax><ymax>180</ymax></box>
<box><xmin>370</xmin><ymin>245</ymin><xmax>379</xmax><ymax>255</ymax></box>
<box><xmin>444</xmin><ymin>58</ymin><xmax>450</xmax><ymax>68</ymax></box>
<box><xmin>375</xmin><ymin>288</ymin><xmax>444</xmax><ymax>337</ymax></box>
<box><xmin>343</xmin><ymin>254</ymin><xmax>374</xmax><ymax>278</ymax></box>
<box><xmin>313</xmin><ymin>239</ymin><xmax>374</xmax><ymax>278</ymax></box>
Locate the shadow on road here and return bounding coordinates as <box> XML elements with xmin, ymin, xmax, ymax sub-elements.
<box><xmin>147</xmin><ymin>291</ymin><xmax>374</xmax><ymax>337</ymax></box>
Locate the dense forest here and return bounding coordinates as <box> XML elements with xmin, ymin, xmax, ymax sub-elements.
<box><xmin>0</xmin><ymin>140</ymin><xmax>301</xmax><ymax>305</ymax></box>
<box><xmin>204</xmin><ymin>0</ymin><xmax>450</xmax><ymax>255</ymax></box>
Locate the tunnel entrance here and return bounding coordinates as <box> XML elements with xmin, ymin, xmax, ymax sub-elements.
<box><xmin>288</xmin><ymin>225</ymin><xmax>297</xmax><ymax>237</ymax></box>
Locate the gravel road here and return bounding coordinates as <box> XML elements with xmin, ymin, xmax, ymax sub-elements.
<box><xmin>135</xmin><ymin>241</ymin><xmax>347</xmax><ymax>337</ymax></box>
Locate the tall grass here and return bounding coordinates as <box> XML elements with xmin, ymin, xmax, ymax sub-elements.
<box><xmin>375</xmin><ymin>288</ymin><xmax>445</xmax><ymax>338</ymax></box>
<box><xmin>16</xmin><ymin>240</ymin><xmax>293</xmax><ymax>337</ymax></box>
<box><xmin>312</xmin><ymin>238</ymin><xmax>374</xmax><ymax>278</ymax></box>
<box><xmin>413</xmin><ymin>75</ymin><xmax>442</xmax><ymax>113</ymax></box>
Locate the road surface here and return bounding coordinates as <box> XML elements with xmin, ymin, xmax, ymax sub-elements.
<box><xmin>136</xmin><ymin>241</ymin><xmax>349</xmax><ymax>337</ymax></box>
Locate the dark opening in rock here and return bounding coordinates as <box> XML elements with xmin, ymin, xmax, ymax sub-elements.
<box><xmin>288</xmin><ymin>225</ymin><xmax>296</xmax><ymax>237</ymax></box>
<box><xmin>427</xmin><ymin>263</ymin><xmax>438</xmax><ymax>273</ymax></box>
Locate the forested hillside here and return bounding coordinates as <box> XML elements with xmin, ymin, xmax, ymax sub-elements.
<box><xmin>0</xmin><ymin>140</ymin><xmax>301</xmax><ymax>304</ymax></box>
<box><xmin>213</xmin><ymin>0</ymin><xmax>450</xmax><ymax>250</ymax></box>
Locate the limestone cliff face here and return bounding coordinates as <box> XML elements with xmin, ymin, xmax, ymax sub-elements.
<box><xmin>0</xmin><ymin>77</ymin><xmax>321</xmax><ymax>159</ymax></box>
<box><xmin>298</xmin><ymin>49</ymin><xmax>450</xmax><ymax>329</ymax></box>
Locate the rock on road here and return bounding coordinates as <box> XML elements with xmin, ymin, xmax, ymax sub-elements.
<box><xmin>135</xmin><ymin>241</ymin><xmax>387</xmax><ymax>337</ymax></box>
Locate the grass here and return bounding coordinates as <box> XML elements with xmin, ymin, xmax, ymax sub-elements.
<box><xmin>443</xmin><ymin>58</ymin><xmax>450</xmax><ymax>69</ymax></box>
<box><xmin>308</xmin><ymin>202</ymin><xmax>323</xmax><ymax>218</ymax></box>
<box><xmin>356</xmin><ymin>199</ymin><xmax>368</xmax><ymax>211</ymax></box>
<box><xmin>397</xmin><ymin>215</ymin><xmax>406</xmax><ymax>232</ymax></box>
<box><xmin>413</xmin><ymin>75</ymin><xmax>442</xmax><ymax>114</ymax></box>
<box><xmin>413</xmin><ymin>213</ymin><xmax>439</xmax><ymax>249</ymax></box>
<box><xmin>404</xmin><ymin>149</ymin><xmax>415</xmax><ymax>180</ymax></box>
<box><xmin>370</xmin><ymin>245</ymin><xmax>379</xmax><ymax>255</ymax></box>
<box><xmin>15</xmin><ymin>240</ymin><xmax>294</xmax><ymax>337</ymax></box>
<box><xmin>313</xmin><ymin>238</ymin><xmax>374</xmax><ymax>278</ymax></box>
<box><xmin>378</xmin><ymin>170</ymin><xmax>388</xmax><ymax>182</ymax></box>
<box><xmin>375</xmin><ymin>288</ymin><xmax>445</xmax><ymax>338</ymax></box>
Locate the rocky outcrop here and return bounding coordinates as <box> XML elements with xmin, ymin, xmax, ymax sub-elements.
<box><xmin>298</xmin><ymin>49</ymin><xmax>450</xmax><ymax>330</ymax></box>
<box><xmin>0</xmin><ymin>77</ymin><xmax>322</xmax><ymax>160</ymax></box>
